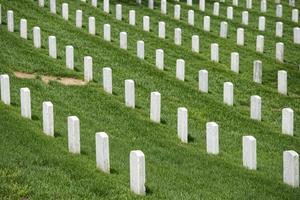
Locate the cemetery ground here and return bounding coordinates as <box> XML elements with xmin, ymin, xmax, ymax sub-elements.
<box><xmin>0</xmin><ymin>0</ymin><xmax>300</xmax><ymax>199</ymax></box>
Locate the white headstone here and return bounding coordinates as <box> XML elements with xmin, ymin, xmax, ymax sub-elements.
<box><xmin>276</xmin><ymin>4</ymin><xmax>282</xmax><ymax>18</ymax></box>
<box><xmin>120</xmin><ymin>32</ymin><xmax>127</xmax><ymax>49</ymax></box>
<box><xmin>292</xmin><ymin>9</ymin><xmax>299</xmax><ymax>23</ymax></box>
<box><xmin>289</xmin><ymin>0</ymin><xmax>296</xmax><ymax>7</ymax></box>
<box><xmin>7</xmin><ymin>10</ymin><xmax>14</xmax><ymax>32</ymax></box>
<box><xmin>92</xmin><ymin>0</ymin><xmax>97</xmax><ymax>7</ymax></box>
<box><xmin>282</xmin><ymin>108</ymin><xmax>294</xmax><ymax>135</ymax></box>
<box><xmin>283</xmin><ymin>150</ymin><xmax>299</xmax><ymax>187</ymax></box>
<box><xmin>203</xmin><ymin>16</ymin><xmax>210</xmax><ymax>31</ymax></box>
<box><xmin>0</xmin><ymin>74</ymin><xmax>10</xmax><ymax>105</ymax></box>
<box><xmin>66</xmin><ymin>45</ymin><xmax>74</xmax><ymax>70</ymax></box>
<box><xmin>103</xmin><ymin>67</ymin><xmax>112</xmax><ymax>94</ymax></box>
<box><xmin>246</xmin><ymin>0</ymin><xmax>252</xmax><ymax>9</ymax></box>
<box><xmin>237</xmin><ymin>28</ymin><xmax>244</xmax><ymax>46</ymax></box>
<box><xmin>174</xmin><ymin>28</ymin><xmax>182</xmax><ymax>45</ymax></box>
<box><xmin>199</xmin><ymin>0</ymin><xmax>205</xmax><ymax>11</ymax></box>
<box><xmin>143</xmin><ymin>16</ymin><xmax>150</xmax><ymax>32</ymax></box>
<box><xmin>178</xmin><ymin>107</ymin><xmax>188</xmax><ymax>143</ymax></box>
<box><xmin>136</xmin><ymin>0</ymin><xmax>141</xmax><ymax>5</ymax></box>
<box><xmin>62</xmin><ymin>3</ymin><xmax>68</xmax><ymax>20</ymax></box>
<box><xmin>125</xmin><ymin>80</ymin><xmax>135</xmax><ymax>108</ymax></box>
<box><xmin>104</xmin><ymin>0</ymin><xmax>109</xmax><ymax>13</ymax></box>
<box><xmin>258</xmin><ymin>16</ymin><xmax>265</xmax><ymax>31</ymax></box>
<box><xmin>253</xmin><ymin>60</ymin><xmax>262</xmax><ymax>84</ymax></box>
<box><xmin>50</xmin><ymin>0</ymin><xmax>56</xmax><ymax>14</ymax></box>
<box><xmin>158</xmin><ymin>21</ymin><xmax>166</xmax><ymax>39</ymax></box>
<box><xmin>43</xmin><ymin>101</ymin><xmax>54</xmax><ymax>137</ymax></box>
<box><xmin>161</xmin><ymin>0</ymin><xmax>167</xmax><ymax>14</ymax></box>
<box><xmin>38</xmin><ymin>0</ymin><xmax>45</xmax><ymax>7</ymax></box>
<box><xmin>243</xmin><ymin>136</ymin><xmax>257</xmax><ymax>170</ymax></box>
<box><xmin>242</xmin><ymin>11</ymin><xmax>249</xmax><ymax>25</ymax></box>
<box><xmin>89</xmin><ymin>17</ymin><xmax>96</xmax><ymax>35</ymax></box>
<box><xmin>213</xmin><ymin>2</ymin><xmax>219</xmax><ymax>16</ymax></box>
<box><xmin>260</xmin><ymin>0</ymin><xmax>267</xmax><ymax>13</ymax></box>
<box><xmin>68</xmin><ymin>116</ymin><xmax>80</xmax><ymax>154</ymax></box>
<box><xmin>206</xmin><ymin>122</ymin><xmax>219</xmax><ymax>155</ymax></box>
<box><xmin>187</xmin><ymin>0</ymin><xmax>192</xmax><ymax>6</ymax></box>
<box><xmin>130</xmin><ymin>150</ymin><xmax>146</xmax><ymax>196</ymax></box>
<box><xmin>176</xmin><ymin>59</ymin><xmax>185</xmax><ymax>81</ymax></box>
<box><xmin>211</xmin><ymin>43</ymin><xmax>219</xmax><ymax>62</ymax></box>
<box><xmin>174</xmin><ymin>5</ymin><xmax>181</xmax><ymax>20</ymax></box>
<box><xmin>20</xmin><ymin>88</ymin><xmax>31</xmax><ymax>119</ymax></box>
<box><xmin>48</xmin><ymin>36</ymin><xmax>57</xmax><ymax>59</ymax></box>
<box><xmin>231</xmin><ymin>52</ymin><xmax>239</xmax><ymax>73</ymax></box>
<box><xmin>20</xmin><ymin>19</ymin><xmax>27</xmax><ymax>39</ymax></box>
<box><xmin>84</xmin><ymin>56</ymin><xmax>93</xmax><ymax>82</ymax></box>
<box><xmin>104</xmin><ymin>24</ymin><xmax>111</xmax><ymax>42</ymax></box>
<box><xmin>276</xmin><ymin>42</ymin><xmax>284</xmax><ymax>62</ymax></box>
<box><xmin>150</xmin><ymin>92</ymin><xmax>161</xmax><ymax>123</ymax></box>
<box><xmin>156</xmin><ymin>49</ymin><xmax>164</xmax><ymax>70</ymax></box>
<box><xmin>256</xmin><ymin>35</ymin><xmax>264</xmax><ymax>53</ymax></box>
<box><xmin>276</xmin><ymin>22</ymin><xmax>283</xmax><ymax>37</ymax></box>
<box><xmin>33</xmin><ymin>27</ymin><xmax>41</xmax><ymax>48</ymax></box>
<box><xmin>233</xmin><ymin>0</ymin><xmax>238</xmax><ymax>6</ymax></box>
<box><xmin>76</xmin><ymin>10</ymin><xmax>83</xmax><ymax>28</ymax></box>
<box><xmin>148</xmin><ymin>0</ymin><xmax>154</xmax><ymax>9</ymax></box>
<box><xmin>220</xmin><ymin>21</ymin><xmax>228</xmax><ymax>38</ymax></box>
<box><xmin>188</xmin><ymin>10</ymin><xmax>194</xmax><ymax>26</ymax></box>
<box><xmin>199</xmin><ymin>70</ymin><xmax>208</xmax><ymax>93</ymax></box>
<box><xmin>137</xmin><ymin>41</ymin><xmax>145</xmax><ymax>59</ymax></box>
<box><xmin>278</xmin><ymin>70</ymin><xmax>287</xmax><ymax>95</ymax></box>
<box><xmin>294</xmin><ymin>27</ymin><xmax>300</xmax><ymax>44</ymax></box>
<box><xmin>223</xmin><ymin>82</ymin><xmax>234</xmax><ymax>106</ymax></box>
<box><xmin>227</xmin><ymin>7</ymin><xmax>233</xmax><ymax>20</ymax></box>
<box><xmin>250</xmin><ymin>95</ymin><xmax>261</xmax><ymax>121</ymax></box>
<box><xmin>192</xmin><ymin>35</ymin><xmax>199</xmax><ymax>53</ymax></box>
<box><xmin>129</xmin><ymin>10</ymin><xmax>136</xmax><ymax>25</ymax></box>
<box><xmin>116</xmin><ymin>4</ymin><xmax>122</xmax><ymax>21</ymax></box>
<box><xmin>96</xmin><ymin>132</ymin><xmax>110</xmax><ymax>173</ymax></box>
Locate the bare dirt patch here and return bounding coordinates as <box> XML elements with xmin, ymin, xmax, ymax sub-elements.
<box><xmin>14</xmin><ymin>71</ymin><xmax>86</xmax><ymax>86</ymax></box>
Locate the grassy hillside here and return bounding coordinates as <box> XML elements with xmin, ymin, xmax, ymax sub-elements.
<box><xmin>0</xmin><ymin>0</ymin><xmax>300</xmax><ymax>199</ymax></box>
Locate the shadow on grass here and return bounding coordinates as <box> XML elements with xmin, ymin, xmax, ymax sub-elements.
<box><xmin>32</xmin><ymin>115</ymin><xmax>39</xmax><ymax>121</ymax></box>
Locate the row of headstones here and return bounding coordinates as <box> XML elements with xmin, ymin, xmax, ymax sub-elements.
<box><xmin>132</xmin><ymin>0</ymin><xmax>300</xmax><ymax>62</ymax></box>
<box><xmin>5</xmin><ymin>8</ymin><xmax>294</xmax><ymax>117</ymax></box>
<box><xmin>76</xmin><ymin>0</ymin><xmax>300</xmax><ymax>46</ymax></box>
<box><xmin>6</xmin><ymin>5</ymin><xmax>300</xmax><ymax>63</ymax></box>
<box><xmin>0</xmin><ymin>73</ymin><xmax>146</xmax><ymax>195</ymax></box>
<box><xmin>51</xmin><ymin>1</ymin><xmax>300</xmax><ymax>58</ymax></box>
<box><xmin>0</xmin><ymin>74</ymin><xmax>298</xmax><ymax>189</ymax></box>
<box><xmin>171</xmin><ymin>3</ymin><xmax>299</xmax><ymax>23</ymax></box>
<box><xmin>32</xmin><ymin>0</ymin><xmax>300</xmax><ymax>68</ymax></box>
<box><xmin>170</xmin><ymin>5</ymin><xmax>300</xmax><ymax>44</ymax></box>
<box><xmin>37</xmin><ymin>0</ymin><xmax>300</xmax><ymax>39</ymax></box>
<box><xmin>34</xmin><ymin>2</ymin><xmax>299</xmax><ymax>69</ymax></box>
<box><xmin>113</xmin><ymin>5</ymin><xmax>300</xmax><ymax>46</ymax></box>
<box><xmin>136</xmin><ymin>0</ymin><xmax>299</xmax><ymax>13</ymax></box>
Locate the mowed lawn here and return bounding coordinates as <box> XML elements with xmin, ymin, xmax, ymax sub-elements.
<box><xmin>0</xmin><ymin>0</ymin><xmax>300</xmax><ymax>199</ymax></box>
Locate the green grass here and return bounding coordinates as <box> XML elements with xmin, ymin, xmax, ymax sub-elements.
<box><xmin>0</xmin><ymin>0</ymin><xmax>300</xmax><ymax>199</ymax></box>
